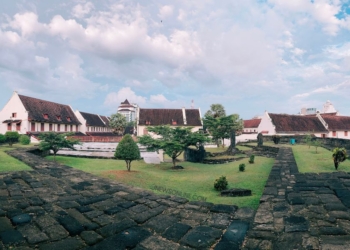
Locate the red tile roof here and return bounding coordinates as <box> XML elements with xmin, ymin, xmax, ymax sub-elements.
<box><xmin>244</xmin><ymin>119</ymin><xmax>261</xmax><ymax>128</ymax></box>
<box><xmin>321</xmin><ymin>115</ymin><xmax>350</xmax><ymax>130</ymax></box>
<box><xmin>80</xmin><ymin>112</ymin><xmax>106</xmax><ymax>127</ymax></box>
<box><xmin>138</xmin><ymin>108</ymin><xmax>202</xmax><ymax>126</ymax></box>
<box><xmin>18</xmin><ymin>95</ymin><xmax>81</xmax><ymax>125</ymax></box>
<box><xmin>269</xmin><ymin>113</ymin><xmax>327</xmax><ymax>133</ymax></box>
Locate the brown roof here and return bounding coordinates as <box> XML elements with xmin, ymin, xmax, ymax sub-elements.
<box><xmin>100</xmin><ymin>116</ymin><xmax>110</xmax><ymax>127</ymax></box>
<box><xmin>269</xmin><ymin>113</ymin><xmax>327</xmax><ymax>133</ymax></box>
<box><xmin>80</xmin><ymin>112</ymin><xmax>106</xmax><ymax>127</ymax></box>
<box><xmin>321</xmin><ymin>115</ymin><xmax>350</xmax><ymax>130</ymax></box>
<box><xmin>121</xmin><ymin>99</ymin><xmax>130</xmax><ymax>105</ymax></box>
<box><xmin>185</xmin><ymin>109</ymin><xmax>202</xmax><ymax>126</ymax></box>
<box><xmin>18</xmin><ymin>95</ymin><xmax>81</xmax><ymax>125</ymax></box>
<box><xmin>244</xmin><ymin>119</ymin><xmax>261</xmax><ymax>128</ymax></box>
<box><xmin>138</xmin><ymin>108</ymin><xmax>202</xmax><ymax>126</ymax></box>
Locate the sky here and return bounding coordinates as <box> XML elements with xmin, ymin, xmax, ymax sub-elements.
<box><xmin>1</xmin><ymin>0</ymin><xmax>350</xmax><ymax>119</ymax></box>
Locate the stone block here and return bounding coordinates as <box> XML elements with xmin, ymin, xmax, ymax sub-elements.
<box><xmin>80</xmin><ymin>230</ymin><xmax>103</xmax><ymax>245</ymax></box>
<box><xmin>58</xmin><ymin>215</ymin><xmax>84</xmax><ymax>236</ymax></box>
<box><xmin>163</xmin><ymin>223</ymin><xmax>192</xmax><ymax>242</ymax></box>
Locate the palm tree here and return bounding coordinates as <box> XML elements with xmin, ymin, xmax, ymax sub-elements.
<box><xmin>332</xmin><ymin>147</ymin><xmax>348</xmax><ymax>170</ymax></box>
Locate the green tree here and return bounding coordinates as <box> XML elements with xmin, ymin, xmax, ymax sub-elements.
<box><xmin>313</xmin><ymin>140</ymin><xmax>322</xmax><ymax>153</ymax></box>
<box><xmin>204</xmin><ymin>104</ymin><xmax>226</xmax><ymax>118</ymax></box>
<box><xmin>305</xmin><ymin>133</ymin><xmax>313</xmax><ymax>149</ymax></box>
<box><xmin>109</xmin><ymin>113</ymin><xmax>127</xmax><ymax>135</ymax></box>
<box><xmin>332</xmin><ymin>147</ymin><xmax>348</xmax><ymax>170</ymax></box>
<box><xmin>115</xmin><ymin>134</ymin><xmax>140</xmax><ymax>171</ymax></box>
<box><xmin>203</xmin><ymin>114</ymin><xmax>243</xmax><ymax>148</ymax></box>
<box><xmin>39</xmin><ymin>132</ymin><xmax>80</xmax><ymax>161</ymax></box>
<box><xmin>5</xmin><ymin>131</ymin><xmax>20</xmax><ymax>147</ymax></box>
<box><xmin>138</xmin><ymin>126</ymin><xmax>209</xmax><ymax>168</ymax></box>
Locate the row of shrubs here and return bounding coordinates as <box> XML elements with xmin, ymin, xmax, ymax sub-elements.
<box><xmin>0</xmin><ymin>132</ymin><xmax>30</xmax><ymax>146</ymax></box>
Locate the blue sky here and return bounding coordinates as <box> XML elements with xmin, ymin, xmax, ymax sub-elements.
<box><xmin>1</xmin><ymin>0</ymin><xmax>350</xmax><ymax>119</ymax></box>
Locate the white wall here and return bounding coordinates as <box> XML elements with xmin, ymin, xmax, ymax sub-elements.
<box><xmin>0</xmin><ymin>92</ymin><xmax>29</xmax><ymax>134</ymax></box>
<box><xmin>257</xmin><ymin>112</ymin><xmax>276</xmax><ymax>135</ymax></box>
<box><xmin>75</xmin><ymin>111</ymin><xmax>87</xmax><ymax>134</ymax></box>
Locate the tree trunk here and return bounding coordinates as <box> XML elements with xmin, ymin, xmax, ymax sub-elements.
<box><xmin>126</xmin><ymin>160</ymin><xmax>131</xmax><ymax>171</ymax></box>
<box><xmin>172</xmin><ymin>157</ymin><xmax>176</xmax><ymax>168</ymax></box>
<box><xmin>222</xmin><ymin>138</ymin><xmax>225</xmax><ymax>148</ymax></box>
<box><xmin>334</xmin><ymin>159</ymin><xmax>339</xmax><ymax>170</ymax></box>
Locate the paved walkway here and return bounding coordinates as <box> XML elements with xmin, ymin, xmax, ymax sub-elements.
<box><xmin>0</xmin><ymin>148</ymin><xmax>254</xmax><ymax>249</ymax></box>
<box><xmin>243</xmin><ymin>147</ymin><xmax>350</xmax><ymax>249</ymax></box>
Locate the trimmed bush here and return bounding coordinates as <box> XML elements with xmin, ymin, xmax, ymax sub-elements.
<box><xmin>214</xmin><ymin>176</ymin><xmax>228</xmax><ymax>191</ymax></box>
<box><xmin>0</xmin><ymin>134</ymin><xmax>5</xmax><ymax>144</ymax></box>
<box><xmin>115</xmin><ymin>134</ymin><xmax>140</xmax><ymax>171</ymax></box>
<box><xmin>239</xmin><ymin>163</ymin><xmax>246</xmax><ymax>172</ymax></box>
<box><xmin>5</xmin><ymin>131</ymin><xmax>20</xmax><ymax>146</ymax></box>
<box><xmin>249</xmin><ymin>155</ymin><xmax>255</xmax><ymax>164</ymax></box>
<box><xmin>19</xmin><ymin>135</ymin><xmax>30</xmax><ymax>145</ymax></box>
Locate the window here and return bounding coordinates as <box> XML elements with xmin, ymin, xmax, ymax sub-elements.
<box><xmin>7</xmin><ymin>123</ymin><xmax>11</xmax><ymax>131</ymax></box>
<box><xmin>70</xmin><ymin>125</ymin><xmax>73</xmax><ymax>131</ymax></box>
<box><xmin>41</xmin><ymin>123</ymin><xmax>44</xmax><ymax>131</ymax></box>
<box><xmin>16</xmin><ymin>123</ymin><xmax>20</xmax><ymax>131</ymax></box>
<box><xmin>76</xmin><ymin>125</ymin><xmax>78</xmax><ymax>132</ymax></box>
<box><xmin>345</xmin><ymin>131</ymin><xmax>348</xmax><ymax>136</ymax></box>
<box><xmin>67</xmin><ymin>117</ymin><xmax>71</xmax><ymax>122</ymax></box>
<box><xmin>65</xmin><ymin>125</ymin><xmax>67</xmax><ymax>132</ymax></box>
<box><xmin>172</xmin><ymin>120</ymin><xmax>177</xmax><ymax>125</ymax></box>
<box><xmin>56</xmin><ymin>116</ymin><xmax>61</xmax><ymax>121</ymax></box>
<box><xmin>12</xmin><ymin>113</ymin><xmax>17</xmax><ymax>118</ymax></box>
<box><xmin>145</xmin><ymin>120</ymin><xmax>151</xmax><ymax>125</ymax></box>
<box><xmin>43</xmin><ymin>114</ymin><xmax>49</xmax><ymax>119</ymax></box>
<box><xmin>49</xmin><ymin>124</ymin><xmax>52</xmax><ymax>131</ymax></box>
<box><xmin>31</xmin><ymin>122</ymin><xmax>35</xmax><ymax>131</ymax></box>
<box><xmin>332</xmin><ymin>131</ymin><xmax>336</xmax><ymax>136</ymax></box>
<box><xmin>57</xmin><ymin>124</ymin><xmax>60</xmax><ymax>132</ymax></box>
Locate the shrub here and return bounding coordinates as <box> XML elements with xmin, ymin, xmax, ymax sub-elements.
<box><xmin>239</xmin><ymin>163</ymin><xmax>246</xmax><ymax>172</ymax></box>
<box><xmin>272</xmin><ymin>135</ymin><xmax>280</xmax><ymax>144</ymax></box>
<box><xmin>249</xmin><ymin>154</ymin><xmax>255</xmax><ymax>164</ymax></box>
<box><xmin>5</xmin><ymin>131</ymin><xmax>20</xmax><ymax>146</ymax></box>
<box><xmin>0</xmin><ymin>134</ymin><xmax>6</xmax><ymax>144</ymax></box>
<box><xmin>19</xmin><ymin>135</ymin><xmax>30</xmax><ymax>145</ymax></box>
<box><xmin>332</xmin><ymin>147</ymin><xmax>348</xmax><ymax>170</ymax></box>
<box><xmin>214</xmin><ymin>176</ymin><xmax>228</xmax><ymax>191</ymax></box>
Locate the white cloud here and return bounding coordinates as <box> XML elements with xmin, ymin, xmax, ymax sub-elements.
<box><xmin>104</xmin><ymin>87</ymin><xmax>147</xmax><ymax>108</ymax></box>
<box><xmin>72</xmin><ymin>2</ymin><xmax>94</xmax><ymax>19</ymax></box>
<box><xmin>159</xmin><ymin>5</ymin><xmax>173</xmax><ymax>20</ymax></box>
<box><xmin>150</xmin><ymin>94</ymin><xmax>168</xmax><ymax>104</ymax></box>
<box><xmin>10</xmin><ymin>12</ymin><xmax>44</xmax><ymax>36</ymax></box>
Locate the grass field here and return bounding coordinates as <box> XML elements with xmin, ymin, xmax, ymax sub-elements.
<box><xmin>48</xmin><ymin>155</ymin><xmax>274</xmax><ymax>209</ymax></box>
<box><xmin>292</xmin><ymin>144</ymin><xmax>350</xmax><ymax>173</ymax></box>
<box><xmin>0</xmin><ymin>144</ymin><xmax>32</xmax><ymax>172</ymax></box>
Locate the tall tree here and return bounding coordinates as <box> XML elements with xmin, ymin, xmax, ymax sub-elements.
<box><xmin>204</xmin><ymin>104</ymin><xmax>226</xmax><ymax>118</ymax></box>
<box><xmin>203</xmin><ymin>114</ymin><xmax>243</xmax><ymax>148</ymax></box>
<box><xmin>115</xmin><ymin>134</ymin><xmax>140</xmax><ymax>171</ymax></box>
<box><xmin>109</xmin><ymin>113</ymin><xmax>127</xmax><ymax>135</ymax></box>
<box><xmin>39</xmin><ymin>132</ymin><xmax>80</xmax><ymax>161</ymax></box>
<box><xmin>138</xmin><ymin>126</ymin><xmax>209</xmax><ymax>168</ymax></box>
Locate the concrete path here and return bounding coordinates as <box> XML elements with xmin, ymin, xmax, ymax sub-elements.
<box><xmin>1</xmin><ymin>148</ymin><xmax>254</xmax><ymax>249</ymax></box>
<box><xmin>243</xmin><ymin>147</ymin><xmax>350</xmax><ymax>249</ymax></box>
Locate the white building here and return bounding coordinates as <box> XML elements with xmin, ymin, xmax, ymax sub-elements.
<box><xmin>117</xmin><ymin>99</ymin><xmax>138</xmax><ymax>122</ymax></box>
<box><xmin>0</xmin><ymin>92</ymin><xmax>81</xmax><ymax>138</ymax></box>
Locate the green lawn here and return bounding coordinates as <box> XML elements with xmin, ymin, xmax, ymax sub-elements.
<box><xmin>48</xmin><ymin>155</ymin><xmax>274</xmax><ymax>209</ymax></box>
<box><xmin>292</xmin><ymin>144</ymin><xmax>350</xmax><ymax>173</ymax></box>
<box><xmin>0</xmin><ymin>144</ymin><xmax>32</xmax><ymax>172</ymax></box>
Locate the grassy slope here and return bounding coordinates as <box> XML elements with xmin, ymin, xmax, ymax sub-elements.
<box><xmin>0</xmin><ymin>144</ymin><xmax>32</xmax><ymax>172</ymax></box>
<box><xmin>49</xmin><ymin>155</ymin><xmax>274</xmax><ymax>209</ymax></box>
<box><xmin>292</xmin><ymin>144</ymin><xmax>350</xmax><ymax>173</ymax></box>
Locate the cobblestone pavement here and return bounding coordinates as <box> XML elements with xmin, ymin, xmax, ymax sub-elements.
<box><xmin>0</xmin><ymin>148</ymin><xmax>254</xmax><ymax>249</ymax></box>
<box><xmin>243</xmin><ymin>147</ymin><xmax>350</xmax><ymax>250</ymax></box>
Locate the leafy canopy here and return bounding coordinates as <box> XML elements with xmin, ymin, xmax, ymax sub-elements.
<box><xmin>109</xmin><ymin>113</ymin><xmax>127</xmax><ymax>135</ymax></box>
<box><xmin>39</xmin><ymin>132</ymin><xmax>80</xmax><ymax>160</ymax></box>
<box><xmin>203</xmin><ymin>114</ymin><xmax>243</xmax><ymax>147</ymax></box>
<box><xmin>138</xmin><ymin>126</ymin><xmax>209</xmax><ymax>168</ymax></box>
<box><xmin>332</xmin><ymin>147</ymin><xmax>348</xmax><ymax>170</ymax></box>
<box><xmin>204</xmin><ymin>104</ymin><xmax>226</xmax><ymax>118</ymax></box>
<box><xmin>115</xmin><ymin>134</ymin><xmax>140</xmax><ymax>171</ymax></box>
